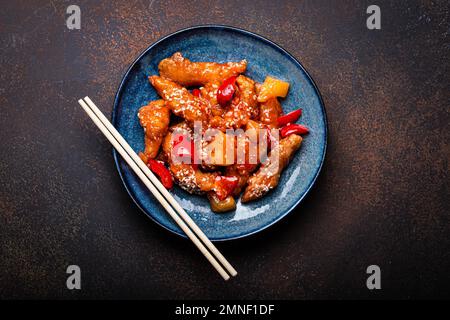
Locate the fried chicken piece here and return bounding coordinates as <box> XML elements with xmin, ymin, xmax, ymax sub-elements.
<box><xmin>222</xmin><ymin>75</ymin><xmax>258</xmax><ymax>128</ymax></box>
<box><xmin>161</xmin><ymin>131</ymin><xmax>219</xmax><ymax>194</ymax></box>
<box><xmin>259</xmin><ymin>97</ymin><xmax>283</xmax><ymax>127</ymax></box>
<box><xmin>137</xmin><ymin>100</ymin><xmax>170</xmax><ymax>162</ymax></box>
<box><xmin>237</xmin><ymin>75</ymin><xmax>259</xmax><ymax>119</ymax></box>
<box><xmin>158</xmin><ymin>52</ymin><xmax>247</xmax><ymax>87</ymax></box>
<box><xmin>200</xmin><ymin>81</ymin><xmax>221</xmax><ymax>110</ymax></box>
<box><xmin>241</xmin><ymin>134</ymin><xmax>302</xmax><ymax>202</ymax></box>
<box><xmin>170</xmin><ymin>162</ymin><xmax>219</xmax><ymax>194</ymax></box>
<box><xmin>149</xmin><ymin>75</ymin><xmax>210</xmax><ymax>125</ymax></box>
<box><xmin>199</xmin><ymin>80</ymin><xmax>227</xmax><ymax>122</ymax></box>
<box><xmin>209</xmin><ymin>115</ymin><xmax>227</xmax><ymax>132</ymax></box>
<box><xmin>169</xmin><ymin>120</ymin><xmax>193</xmax><ymax>133</ymax></box>
<box><xmin>202</xmin><ymin>76</ymin><xmax>258</xmax><ymax>131</ymax></box>
<box><xmin>225</xmin><ymin>164</ymin><xmax>257</xmax><ymax>197</ymax></box>
<box><xmin>224</xmin><ymin>129</ymin><xmax>260</xmax><ymax>196</ymax></box>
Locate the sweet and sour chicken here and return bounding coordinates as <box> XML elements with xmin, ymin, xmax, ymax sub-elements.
<box><xmin>138</xmin><ymin>52</ymin><xmax>309</xmax><ymax>212</ymax></box>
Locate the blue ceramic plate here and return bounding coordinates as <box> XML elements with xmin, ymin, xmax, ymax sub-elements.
<box><xmin>112</xmin><ymin>25</ymin><xmax>327</xmax><ymax>241</ymax></box>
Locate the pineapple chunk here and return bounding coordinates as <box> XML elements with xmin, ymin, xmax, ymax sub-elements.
<box><xmin>203</xmin><ymin>131</ymin><xmax>235</xmax><ymax>166</ymax></box>
<box><xmin>257</xmin><ymin>76</ymin><xmax>290</xmax><ymax>102</ymax></box>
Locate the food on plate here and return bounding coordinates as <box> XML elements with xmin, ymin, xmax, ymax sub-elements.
<box><xmin>221</xmin><ymin>75</ymin><xmax>259</xmax><ymax>128</ymax></box>
<box><xmin>241</xmin><ymin>134</ymin><xmax>302</xmax><ymax>202</ymax></box>
<box><xmin>158</xmin><ymin>52</ymin><xmax>247</xmax><ymax>87</ymax></box>
<box><xmin>137</xmin><ymin>100</ymin><xmax>170</xmax><ymax>162</ymax></box>
<box><xmin>138</xmin><ymin>52</ymin><xmax>309</xmax><ymax>212</ymax></box>
<box><xmin>148</xmin><ymin>75</ymin><xmax>210</xmax><ymax>124</ymax></box>
<box><xmin>259</xmin><ymin>97</ymin><xmax>283</xmax><ymax>127</ymax></box>
<box><xmin>257</xmin><ymin>76</ymin><xmax>290</xmax><ymax>102</ymax></box>
<box><xmin>208</xmin><ymin>193</ymin><xmax>236</xmax><ymax>213</ymax></box>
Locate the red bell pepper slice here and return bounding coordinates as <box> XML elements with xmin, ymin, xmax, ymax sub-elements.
<box><xmin>277</xmin><ymin>108</ymin><xmax>302</xmax><ymax>127</ymax></box>
<box><xmin>192</xmin><ymin>88</ymin><xmax>201</xmax><ymax>97</ymax></box>
<box><xmin>172</xmin><ymin>133</ymin><xmax>196</xmax><ymax>163</ymax></box>
<box><xmin>217</xmin><ymin>76</ymin><xmax>237</xmax><ymax>106</ymax></box>
<box><xmin>280</xmin><ymin>124</ymin><xmax>309</xmax><ymax>138</ymax></box>
<box><xmin>148</xmin><ymin>159</ymin><xmax>173</xmax><ymax>189</ymax></box>
<box><xmin>215</xmin><ymin>176</ymin><xmax>239</xmax><ymax>200</ymax></box>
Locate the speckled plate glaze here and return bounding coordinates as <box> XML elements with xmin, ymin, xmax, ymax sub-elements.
<box><xmin>112</xmin><ymin>25</ymin><xmax>327</xmax><ymax>241</ymax></box>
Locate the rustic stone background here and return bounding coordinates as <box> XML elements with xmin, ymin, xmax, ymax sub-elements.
<box><xmin>0</xmin><ymin>0</ymin><xmax>449</xmax><ymax>299</ymax></box>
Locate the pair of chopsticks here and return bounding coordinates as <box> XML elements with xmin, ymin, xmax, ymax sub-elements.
<box><xmin>78</xmin><ymin>97</ymin><xmax>237</xmax><ymax>280</ymax></box>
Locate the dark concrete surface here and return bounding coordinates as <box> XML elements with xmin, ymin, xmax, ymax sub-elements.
<box><xmin>0</xmin><ymin>0</ymin><xmax>449</xmax><ymax>299</ymax></box>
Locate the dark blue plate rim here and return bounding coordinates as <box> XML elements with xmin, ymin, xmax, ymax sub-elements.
<box><xmin>111</xmin><ymin>24</ymin><xmax>328</xmax><ymax>241</ymax></box>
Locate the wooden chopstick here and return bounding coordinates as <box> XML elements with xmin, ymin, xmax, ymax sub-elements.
<box><xmin>78</xmin><ymin>97</ymin><xmax>236</xmax><ymax>280</ymax></box>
